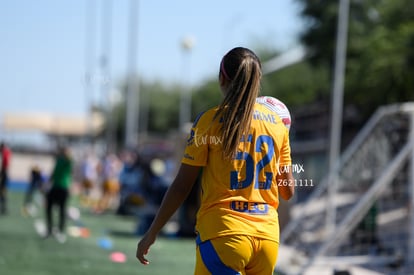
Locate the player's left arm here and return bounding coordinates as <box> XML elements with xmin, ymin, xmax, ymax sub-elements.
<box><xmin>277</xmin><ymin>167</ymin><xmax>294</xmax><ymax>200</ymax></box>
<box><xmin>277</xmin><ymin>130</ymin><xmax>295</xmax><ymax>201</ymax></box>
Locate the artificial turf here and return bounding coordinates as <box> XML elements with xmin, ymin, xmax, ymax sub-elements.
<box><xmin>0</xmin><ymin>190</ymin><xmax>195</xmax><ymax>275</ymax></box>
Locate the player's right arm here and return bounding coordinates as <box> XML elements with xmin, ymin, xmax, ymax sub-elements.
<box><xmin>136</xmin><ymin>163</ymin><xmax>201</xmax><ymax>265</ymax></box>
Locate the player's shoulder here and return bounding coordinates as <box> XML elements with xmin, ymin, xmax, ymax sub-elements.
<box><xmin>192</xmin><ymin>106</ymin><xmax>219</xmax><ymax>127</ymax></box>
<box><xmin>256</xmin><ymin>96</ymin><xmax>291</xmax><ymax>131</ymax></box>
<box><xmin>256</xmin><ymin>96</ymin><xmax>290</xmax><ymax>112</ymax></box>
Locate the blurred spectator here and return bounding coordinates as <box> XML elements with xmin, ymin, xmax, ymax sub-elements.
<box><xmin>146</xmin><ymin>158</ymin><xmax>169</xmax><ymax>205</ymax></box>
<box><xmin>116</xmin><ymin>149</ymin><xmax>145</xmax><ymax>216</ymax></box>
<box><xmin>176</xmin><ymin>170</ymin><xmax>201</xmax><ymax>237</ymax></box>
<box><xmin>79</xmin><ymin>151</ymin><xmax>99</xmax><ymax>207</ymax></box>
<box><xmin>135</xmin><ymin>157</ymin><xmax>169</xmax><ymax>235</ymax></box>
<box><xmin>95</xmin><ymin>153</ymin><xmax>122</xmax><ymax>213</ymax></box>
<box><xmin>22</xmin><ymin>165</ymin><xmax>45</xmax><ymax>216</ymax></box>
<box><xmin>0</xmin><ymin>142</ymin><xmax>12</xmax><ymax>214</ymax></box>
<box><xmin>44</xmin><ymin>145</ymin><xmax>73</xmax><ymax>243</ymax></box>
<box><xmin>112</xmin><ymin>147</ymin><xmax>169</xmax><ymax>234</ymax></box>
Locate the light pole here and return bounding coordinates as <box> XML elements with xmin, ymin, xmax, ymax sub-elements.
<box><xmin>179</xmin><ymin>36</ymin><xmax>195</xmax><ymax>133</ymax></box>
<box><xmin>83</xmin><ymin>0</ymin><xmax>96</xmax><ymax>142</ymax></box>
<box><xmin>326</xmin><ymin>0</ymin><xmax>350</xmax><ymax>236</ymax></box>
<box><xmin>124</xmin><ymin>0</ymin><xmax>139</xmax><ymax>147</ymax></box>
<box><xmin>100</xmin><ymin>0</ymin><xmax>113</xmax><ymax>153</ymax></box>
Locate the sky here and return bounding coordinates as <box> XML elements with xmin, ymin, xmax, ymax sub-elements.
<box><xmin>0</xmin><ymin>0</ymin><xmax>304</xmax><ymax>118</ymax></box>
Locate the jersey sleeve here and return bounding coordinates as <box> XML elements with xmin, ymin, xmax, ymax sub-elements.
<box><xmin>279</xmin><ymin>130</ymin><xmax>292</xmax><ymax>166</ymax></box>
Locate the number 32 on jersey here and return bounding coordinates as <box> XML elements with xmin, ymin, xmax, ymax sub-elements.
<box><xmin>230</xmin><ymin>134</ymin><xmax>274</xmax><ymax>190</ymax></box>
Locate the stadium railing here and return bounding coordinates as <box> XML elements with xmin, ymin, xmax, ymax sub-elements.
<box><xmin>277</xmin><ymin>102</ymin><xmax>414</xmax><ymax>275</ymax></box>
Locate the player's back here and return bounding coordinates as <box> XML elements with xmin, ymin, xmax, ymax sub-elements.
<box><xmin>192</xmin><ymin>103</ymin><xmax>291</xmax><ymax>243</ymax></box>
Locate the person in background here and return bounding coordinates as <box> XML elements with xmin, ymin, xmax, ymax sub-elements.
<box><xmin>136</xmin><ymin>47</ymin><xmax>294</xmax><ymax>274</ymax></box>
<box><xmin>176</xmin><ymin>170</ymin><xmax>201</xmax><ymax>238</ymax></box>
<box><xmin>44</xmin><ymin>145</ymin><xmax>73</xmax><ymax>243</ymax></box>
<box><xmin>22</xmin><ymin>165</ymin><xmax>44</xmax><ymax>216</ymax></box>
<box><xmin>95</xmin><ymin>153</ymin><xmax>121</xmax><ymax>213</ymax></box>
<box><xmin>135</xmin><ymin>157</ymin><xmax>169</xmax><ymax>235</ymax></box>
<box><xmin>116</xmin><ymin>149</ymin><xmax>143</xmax><ymax>216</ymax></box>
<box><xmin>79</xmin><ymin>151</ymin><xmax>99</xmax><ymax>207</ymax></box>
<box><xmin>0</xmin><ymin>142</ymin><xmax>12</xmax><ymax>215</ymax></box>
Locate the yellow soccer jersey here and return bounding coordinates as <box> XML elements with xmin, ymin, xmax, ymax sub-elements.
<box><xmin>182</xmin><ymin>103</ymin><xmax>292</xmax><ymax>243</ymax></box>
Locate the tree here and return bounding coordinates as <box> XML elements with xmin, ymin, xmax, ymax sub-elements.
<box><xmin>191</xmin><ymin>80</ymin><xmax>222</xmax><ymax>116</ymax></box>
<box><xmin>346</xmin><ymin>0</ymin><xmax>414</xmax><ymax>116</ymax></box>
<box><xmin>143</xmin><ymin>81</ymin><xmax>181</xmax><ymax>133</ymax></box>
<box><xmin>296</xmin><ymin>0</ymin><xmax>414</xmax><ymax>119</ymax></box>
<box><xmin>110</xmin><ymin>78</ymin><xmax>183</xmax><ymax>147</ymax></box>
<box><xmin>262</xmin><ymin>62</ymin><xmax>330</xmax><ymax>108</ymax></box>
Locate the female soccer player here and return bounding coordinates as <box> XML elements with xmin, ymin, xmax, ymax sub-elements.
<box><xmin>136</xmin><ymin>47</ymin><xmax>294</xmax><ymax>274</ymax></box>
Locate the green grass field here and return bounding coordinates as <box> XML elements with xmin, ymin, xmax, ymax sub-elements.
<box><xmin>0</xmin><ymin>190</ymin><xmax>195</xmax><ymax>275</ymax></box>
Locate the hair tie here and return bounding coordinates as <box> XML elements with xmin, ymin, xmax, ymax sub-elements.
<box><xmin>220</xmin><ymin>60</ymin><xmax>231</xmax><ymax>81</ymax></box>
